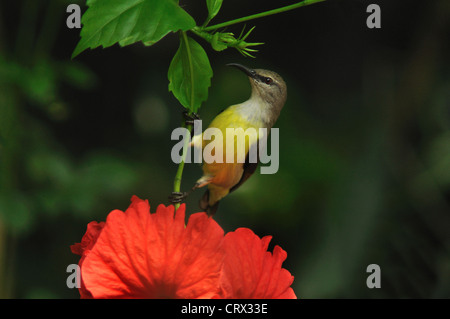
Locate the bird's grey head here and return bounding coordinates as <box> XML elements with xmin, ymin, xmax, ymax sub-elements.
<box><xmin>227</xmin><ymin>63</ymin><xmax>287</xmax><ymax>122</ymax></box>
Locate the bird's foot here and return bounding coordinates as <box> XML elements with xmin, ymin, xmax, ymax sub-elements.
<box><xmin>183</xmin><ymin>111</ymin><xmax>200</xmax><ymax>126</ymax></box>
<box><xmin>168</xmin><ymin>191</ymin><xmax>189</xmax><ymax>204</ymax></box>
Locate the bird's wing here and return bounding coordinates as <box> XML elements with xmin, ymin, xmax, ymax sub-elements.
<box><xmin>229</xmin><ymin>142</ymin><xmax>259</xmax><ymax>193</ymax></box>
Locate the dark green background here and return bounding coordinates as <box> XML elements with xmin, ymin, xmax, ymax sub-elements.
<box><xmin>0</xmin><ymin>0</ymin><xmax>449</xmax><ymax>298</ymax></box>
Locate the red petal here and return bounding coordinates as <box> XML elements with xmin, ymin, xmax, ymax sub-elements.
<box><xmin>71</xmin><ymin>221</ymin><xmax>105</xmax><ymax>256</ymax></box>
<box><xmin>78</xmin><ymin>196</ymin><xmax>224</xmax><ymax>298</ymax></box>
<box><xmin>220</xmin><ymin>228</ymin><xmax>296</xmax><ymax>299</ymax></box>
<box><xmin>70</xmin><ymin>221</ymin><xmax>106</xmax><ymax>298</ymax></box>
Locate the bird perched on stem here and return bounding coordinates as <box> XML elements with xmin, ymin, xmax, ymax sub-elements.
<box><xmin>192</xmin><ymin>63</ymin><xmax>287</xmax><ymax>215</ymax></box>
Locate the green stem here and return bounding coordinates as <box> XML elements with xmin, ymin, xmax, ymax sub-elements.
<box><xmin>190</xmin><ymin>28</ymin><xmax>208</xmax><ymax>42</ymax></box>
<box><xmin>202</xmin><ymin>0</ymin><xmax>326</xmax><ymax>31</ymax></box>
<box><xmin>172</xmin><ymin>31</ymin><xmax>195</xmax><ymax>210</ymax></box>
<box><xmin>172</xmin><ymin>122</ymin><xmax>192</xmax><ymax>210</ymax></box>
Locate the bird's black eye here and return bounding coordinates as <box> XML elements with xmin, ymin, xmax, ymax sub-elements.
<box><xmin>264</xmin><ymin>77</ymin><xmax>273</xmax><ymax>85</ymax></box>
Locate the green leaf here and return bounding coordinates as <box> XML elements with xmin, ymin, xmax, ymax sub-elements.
<box><xmin>206</xmin><ymin>0</ymin><xmax>223</xmax><ymax>22</ymax></box>
<box><xmin>168</xmin><ymin>34</ymin><xmax>212</xmax><ymax>113</ymax></box>
<box><xmin>72</xmin><ymin>0</ymin><xmax>196</xmax><ymax>58</ymax></box>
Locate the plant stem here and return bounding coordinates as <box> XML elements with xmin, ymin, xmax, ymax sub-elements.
<box><xmin>190</xmin><ymin>28</ymin><xmax>207</xmax><ymax>41</ymax></box>
<box><xmin>172</xmin><ymin>123</ymin><xmax>192</xmax><ymax>210</ymax></box>
<box><xmin>172</xmin><ymin>31</ymin><xmax>195</xmax><ymax>210</ymax></box>
<box><xmin>202</xmin><ymin>0</ymin><xmax>326</xmax><ymax>31</ymax></box>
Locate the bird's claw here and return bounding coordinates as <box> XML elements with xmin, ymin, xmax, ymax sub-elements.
<box><xmin>168</xmin><ymin>191</ymin><xmax>189</xmax><ymax>204</ymax></box>
<box><xmin>183</xmin><ymin>111</ymin><xmax>200</xmax><ymax>126</ymax></box>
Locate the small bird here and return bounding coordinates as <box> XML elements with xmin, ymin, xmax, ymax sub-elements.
<box><xmin>193</xmin><ymin>63</ymin><xmax>287</xmax><ymax>215</ymax></box>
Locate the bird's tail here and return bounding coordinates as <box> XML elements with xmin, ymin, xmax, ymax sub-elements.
<box><xmin>199</xmin><ymin>189</ymin><xmax>220</xmax><ymax>216</ymax></box>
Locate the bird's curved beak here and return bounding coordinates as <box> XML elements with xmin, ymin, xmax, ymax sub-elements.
<box><xmin>226</xmin><ymin>63</ymin><xmax>257</xmax><ymax>79</ymax></box>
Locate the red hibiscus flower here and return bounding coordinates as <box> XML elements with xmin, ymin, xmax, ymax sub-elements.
<box><xmin>71</xmin><ymin>196</ymin><xmax>296</xmax><ymax>299</ymax></box>
<box><xmin>71</xmin><ymin>196</ymin><xmax>224</xmax><ymax>298</ymax></box>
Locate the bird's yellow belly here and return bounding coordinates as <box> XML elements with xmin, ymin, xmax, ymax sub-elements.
<box><xmin>203</xmin><ymin>161</ymin><xmax>243</xmax><ymax>189</ymax></box>
<box><xmin>201</xmin><ymin>107</ymin><xmax>262</xmax><ymax>187</ymax></box>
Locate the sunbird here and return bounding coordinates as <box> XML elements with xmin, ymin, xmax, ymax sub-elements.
<box><xmin>172</xmin><ymin>63</ymin><xmax>287</xmax><ymax>215</ymax></box>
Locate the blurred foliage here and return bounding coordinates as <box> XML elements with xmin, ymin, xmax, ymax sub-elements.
<box><xmin>0</xmin><ymin>0</ymin><xmax>449</xmax><ymax>299</ymax></box>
